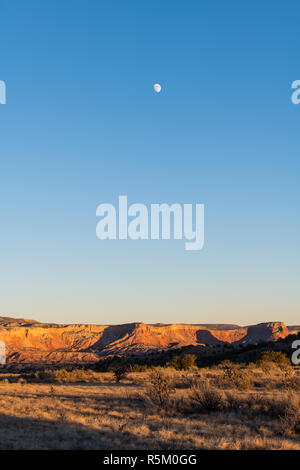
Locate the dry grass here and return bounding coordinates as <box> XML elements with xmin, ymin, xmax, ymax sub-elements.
<box><xmin>29</xmin><ymin>367</ymin><xmax>104</xmax><ymax>383</ymax></box>
<box><xmin>0</xmin><ymin>364</ymin><xmax>298</xmax><ymax>450</ymax></box>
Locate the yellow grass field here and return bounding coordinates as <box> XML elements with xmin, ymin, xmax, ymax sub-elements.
<box><xmin>0</xmin><ymin>365</ymin><xmax>299</xmax><ymax>450</ymax></box>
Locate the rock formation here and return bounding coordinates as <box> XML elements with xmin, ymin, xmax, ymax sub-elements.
<box><xmin>0</xmin><ymin>317</ymin><xmax>292</xmax><ymax>364</ymax></box>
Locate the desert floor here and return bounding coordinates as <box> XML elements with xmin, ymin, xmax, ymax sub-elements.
<box><xmin>0</xmin><ymin>366</ymin><xmax>299</xmax><ymax>450</ymax></box>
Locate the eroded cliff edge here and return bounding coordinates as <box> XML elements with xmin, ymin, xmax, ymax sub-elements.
<box><xmin>0</xmin><ymin>317</ymin><xmax>292</xmax><ymax>364</ymax></box>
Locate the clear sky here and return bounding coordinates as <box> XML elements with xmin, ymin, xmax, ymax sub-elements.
<box><xmin>0</xmin><ymin>0</ymin><xmax>299</xmax><ymax>326</ymax></box>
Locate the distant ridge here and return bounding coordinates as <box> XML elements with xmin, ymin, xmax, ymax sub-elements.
<box><xmin>0</xmin><ymin>316</ymin><xmax>293</xmax><ymax>365</ymax></box>
<box><xmin>288</xmin><ymin>325</ymin><xmax>300</xmax><ymax>331</ymax></box>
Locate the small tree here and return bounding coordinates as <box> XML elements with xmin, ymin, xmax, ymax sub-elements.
<box><xmin>258</xmin><ymin>351</ymin><xmax>290</xmax><ymax>367</ymax></box>
<box><xmin>146</xmin><ymin>368</ymin><xmax>175</xmax><ymax>410</ymax></box>
<box><xmin>170</xmin><ymin>355</ymin><xmax>182</xmax><ymax>370</ymax></box>
<box><xmin>112</xmin><ymin>365</ymin><xmax>128</xmax><ymax>383</ymax></box>
<box><xmin>170</xmin><ymin>354</ymin><xmax>197</xmax><ymax>370</ymax></box>
<box><xmin>181</xmin><ymin>354</ymin><xmax>197</xmax><ymax>370</ymax></box>
<box><xmin>217</xmin><ymin>364</ymin><xmax>252</xmax><ymax>390</ymax></box>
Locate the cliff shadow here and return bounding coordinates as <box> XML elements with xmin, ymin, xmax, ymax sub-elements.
<box><xmin>0</xmin><ymin>411</ymin><xmax>150</xmax><ymax>450</ymax></box>
<box><xmin>196</xmin><ymin>329</ymin><xmax>223</xmax><ymax>345</ymax></box>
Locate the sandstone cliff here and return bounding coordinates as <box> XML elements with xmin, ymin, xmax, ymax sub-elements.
<box><xmin>0</xmin><ymin>317</ymin><xmax>291</xmax><ymax>364</ymax></box>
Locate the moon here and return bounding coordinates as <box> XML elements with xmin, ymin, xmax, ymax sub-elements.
<box><xmin>153</xmin><ymin>83</ymin><xmax>162</xmax><ymax>93</ymax></box>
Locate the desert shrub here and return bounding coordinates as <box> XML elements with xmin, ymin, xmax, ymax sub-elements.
<box><xmin>29</xmin><ymin>367</ymin><xmax>98</xmax><ymax>383</ymax></box>
<box><xmin>169</xmin><ymin>356</ymin><xmax>181</xmax><ymax>370</ymax></box>
<box><xmin>254</xmin><ymin>391</ymin><xmax>300</xmax><ymax>436</ymax></box>
<box><xmin>172</xmin><ymin>372</ymin><xmax>200</xmax><ymax>389</ymax></box>
<box><xmin>224</xmin><ymin>390</ymin><xmax>247</xmax><ymax>411</ymax></box>
<box><xmin>278</xmin><ymin>407</ymin><xmax>300</xmax><ymax>437</ymax></box>
<box><xmin>131</xmin><ymin>364</ymin><xmax>149</xmax><ymax>372</ymax></box>
<box><xmin>279</xmin><ymin>364</ymin><xmax>300</xmax><ymax>390</ymax></box>
<box><xmin>217</xmin><ymin>359</ymin><xmax>233</xmax><ymax>369</ymax></box>
<box><xmin>112</xmin><ymin>365</ymin><xmax>128</xmax><ymax>383</ymax></box>
<box><xmin>181</xmin><ymin>354</ymin><xmax>197</xmax><ymax>370</ymax></box>
<box><xmin>272</xmin><ymin>392</ymin><xmax>300</xmax><ymax>420</ymax></box>
<box><xmin>145</xmin><ymin>368</ymin><xmax>175</xmax><ymax>411</ymax></box>
<box><xmin>191</xmin><ymin>380</ymin><xmax>227</xmax><ymax>412</ymax></box>
<box><xmin>170</xmin><ymin>354</ymin><xmax>197</xmax><ymax>370</ymax></box>
<box><xmin>223</xmin><ymin>389</ymin><xmax>300</xmax><ymax>430</ymax></box>
<box><xmin>241</xmin><ymin>391</ymin><xmax>300</xmax><ymax>421</ymax></box>
<box><xmin>258</xmin><ymin>351</ymin><xmax>290</xmax><ymax>367</ymax></box>
<box><xmin>217</xmin><ymin>364</ymin><xmax>252</xmax><ymax>390</ymax></box>
<box><xmin>259</xmin><ymin>361</ymin><xmax>278</xmax><ymax>374</ymax></box>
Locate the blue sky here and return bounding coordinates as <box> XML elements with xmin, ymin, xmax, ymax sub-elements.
<box><xmin>0</xmin><ymin>0</ymin><xmax>299</xmax><ymax>325</ymax></box>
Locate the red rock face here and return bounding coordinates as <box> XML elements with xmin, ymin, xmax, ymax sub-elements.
<box><xmin>0</xmin><ymin>317</ymin><xmax>290</xmax><ymax>364</ymax></box>
<box><xmin>245</xmin><ymin>322</ymin><xmax>290</xmax><ymax>343</ymax></box>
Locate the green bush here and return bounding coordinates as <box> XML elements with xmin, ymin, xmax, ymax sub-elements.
<box><xmin>170</xmin><ymin>354</ymin><xmax>197</xmax><ymax>370</ymax></box>
<box><xmin>257</xmin><ymin>351</ymin><xmax>290</xmax><ymax>367</ymax></box>
<box><xmin>217</xmin><ymin>364</ymin><xmax>252</xmax><ymax>390</ymax></box>
<box><xmin>217</xmin><ymin>360</ymin><xmax>233</xmax><ymax>369</ymax></box>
